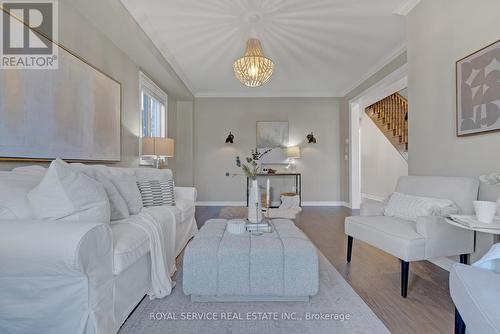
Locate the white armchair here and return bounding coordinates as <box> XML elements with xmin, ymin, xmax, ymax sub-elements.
<box><xmin>345</xmin><ymin>176</ymin><xmax>479</xmax><ymax>297</ymax></box>
<box><xmin>450</xmin><ymin>244</ymin><xmax>500</xmax><ymax>334</ymax></box>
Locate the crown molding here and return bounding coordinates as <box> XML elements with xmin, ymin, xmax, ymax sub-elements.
<box><xmin>341</xmin><ymin>43</ymin><xmax>407</xmax><ymax>97</ymax></box>
<box><xmin>194</xmin><ymin>91</ymin><xmax>342</xmax><ymax>98</ymax></box>
<box><xmin>394</xmin><ymin>0</ymin><xmax>421</xmax><ymax>16</ymax></box>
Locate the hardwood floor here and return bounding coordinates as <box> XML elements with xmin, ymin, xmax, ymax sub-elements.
<box><xmin>195</xmin><ymin>206</ymin><xmax>454</xmax><ymax>334</ymax></box>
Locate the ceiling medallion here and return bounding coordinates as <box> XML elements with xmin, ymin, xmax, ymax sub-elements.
<box><xmin>233</xmin><ymin>38</ymin><xmax>274</xmax><ymax>87</ymax></box>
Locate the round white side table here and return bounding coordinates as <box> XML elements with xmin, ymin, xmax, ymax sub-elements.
<box><xmin>445</xmin><ymin>218</ymin><xmax>500</xmax><ymax>264</ymax></box>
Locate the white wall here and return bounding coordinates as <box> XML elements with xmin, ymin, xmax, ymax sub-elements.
<box><xmin>193</xmin><ymin>97</ymin><xmax>343</xmax><ymax>204</ymax></box>
<box><xmin>407</xmin><ymin>0</ymin><xmax>500</xmax><ymax>259</ymax></box>
<box><xmin>361</xmin><ymin>112</ymin><xmax>408</xmax><ymax>200</ymax></box>
<box><xmin>408</xmin><ymin>0</ymin><xmax>500</xmax><ymax>177</ymax></box>
<box><xmin>0</xmin><ymin>0</ymin><xmax>193</xmax><ymax>171</ymax></box>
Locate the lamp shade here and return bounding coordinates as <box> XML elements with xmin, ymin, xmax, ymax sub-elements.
<box><xmin>142</xmin><ymin>137</ymin><xmax>174</xmax><ymax>157</ymax></box>
<box><xmin>141</xmin><ymin>137</ymin><xmax>155</xmax><ymax>156</ymax></box>
<box><xmin>156</xmin><ymin>137</ymin><xmax>174</xmax><ymax>157</ymax></box>
<box><xmin>286</xmin><ymin>146</ymin><xmax>301</xmax><ymax>159</ymax></box>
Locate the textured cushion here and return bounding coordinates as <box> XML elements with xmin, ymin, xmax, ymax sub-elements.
<box><xmin>345</xmin><ymin>215</ymin><xmax>426</xmax><ymax>261</ymax></box>
<box><xmin>384</xmin><ymin>192</ymin><xmax>456</xmax><ymax>222</ymax></box>
<box><xmin>110</xmin><ymin>175</ymin><xmax>143</xmax><ymax>215</ymax></box>
<box><xmin>71</xmin><ymin>164</ymin><xmax>130</xmax><ymax>221</ymax></box>
<box><xmin>137</xmin><ymin>179</ymin><xmax>175</xmax><ymax>207</ymax></box>
<box><xmin>0</xmin><ymin>172</ymin><xmax>42</xmax><ymax>220</ymax></box>
<box><xmin>450</xmin><ymin>264</ymin><xmax>500</xmax><ymax>334</ymax></box>
<box><xmin>395</xmin><ymin>176</ymin><xmax>479</xmax><ymax>214</ymax></box>
<box><xmin>279</xmin><ymin>195</ymin><xmax>300</xmax><ymax>209</ymax></box>
<box><xmin>27</xmin><ymin>159</ymin><xmax>110</xmax><ymax>223</ymax></box>
<box><xmin>183</xmin><ymin>219</ymin><xmax>318</xmax><ymax>299</ymax></box>
<box><xmin>111</xmin><ymin>221</ymin><xmax>149</xmax><ymax>274</ymax></box>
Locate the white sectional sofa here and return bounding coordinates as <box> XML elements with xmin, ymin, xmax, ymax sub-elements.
<box><xmin>0</xmin><ymin>164</ymin><xmax>198</xmax><ymax>334</ymax></box>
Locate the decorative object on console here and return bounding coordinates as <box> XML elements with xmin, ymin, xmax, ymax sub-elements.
<box><xmin>307</xmin><ymin>132</ymin><xmax>317</xmax><ymax>143</ymax></box>
<box><xmin>233</xmin><ymin>38</ymin><xmax>274</xmax><ymax>87</ymax></box>
<box><xmin>286</xmin><ymin>146</ymin><xmax>301</xmax><ymax>170</ymax></box>
<box><xmin>456</xmin><ymin>39</ymin><xmax>500</xmax><ymax>137</ymax></box>
<box><xmin>234</xmin><ymin>149</ymin><xmax>271</xmax><ymax>223</ymax></box>
<box><xmin>246</xmin><ymin>173</ymin><xmax>302</xmax><ymax>208</ymax></box>
<box><xmin>224</xmin><ymin>132</ymin><xmax>234</xmax><ymax>144</ymax></box>
<box><xmin>256</xmin><ymin>121</ymin><xmax>289</xmax><ymax>164</ymax></box>
<box><xmin>142</xmin><ymin>137</ymin><xmax>175</xmax><ymax>168</ymax></box>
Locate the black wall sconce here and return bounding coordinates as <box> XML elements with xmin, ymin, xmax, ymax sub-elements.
<box><xmin>225</xmin><ymin>132</ymin><xmax>235</xmax><ymax>144</ymax></box>
<box><xmin>306</xmin><ymin>132</ymin><xmax>317</xmax><ymax>144</ymax></box>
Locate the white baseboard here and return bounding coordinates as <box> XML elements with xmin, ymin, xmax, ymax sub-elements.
<box><xmin>428</xmin><ymin>257</ymin><xmax>455</xmax><ymax>272</ymax></box>
<box><xmin>196</xmin><ymin>201</ymin><xmax>246</xmax><ymax>207</ymax></box>
<box><xmin>301</xmin><ymin>201</ymin><xmax>350</xmax><ymax>207</ymax></box>
<box><xmin>196</xmin><ymin>201</ymin><xmax>351</xmax><ymax>208</ymax></box>
<box><xmin>361</xmin><ymin>193</ymin><xmax>385</xmax><ymax>202</ymax></box>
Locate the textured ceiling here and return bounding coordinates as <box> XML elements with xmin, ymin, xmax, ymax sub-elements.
<box><xmin>120</xmin><ymin>0</ymin><xmax>407</xmax><ymax>97</ymax></box>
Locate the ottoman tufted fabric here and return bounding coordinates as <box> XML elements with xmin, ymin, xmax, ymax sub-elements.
<box><xmin>183</xmin><ymin>218</ymin><xmax>319</xmax><ymax>302</ymax></box>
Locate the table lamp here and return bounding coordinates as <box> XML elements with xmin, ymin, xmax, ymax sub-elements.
<box><xmin>142</xmin><ymin>137</ymin><xmax>174</xmax><ymax>169</ymax></box>
<box><xmin>286</xmin><ymin>146</ymin><xmax>301</xmax><ymax>171</ymax></box>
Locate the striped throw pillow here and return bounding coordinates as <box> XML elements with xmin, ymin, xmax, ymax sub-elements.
<box><xmin>136</xmin><ymin>179</ymin><xmax>176</xmax><ymax>207</ymax></box>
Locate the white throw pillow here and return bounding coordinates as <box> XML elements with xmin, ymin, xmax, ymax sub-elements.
<box><xmin>71</xmin><ymin>163</ymin><xmax>130</xmax><ymax>221</ymax></box>
<box><xmin>279</xmin><ymin>195</ymin><xmax>300</xmax><ymax>209</ymax></box>
<box><xmin>383</xmin><ymin>192</ymin><xmax>456</xmax><ymax>222</ymax></box>
<box><xmin>27</xmin><ymin>159</ymin><xmax>111</xmax><ymax>223</ymax></box>
<box><xmin>110</xmin><ymin>174</ymin><xmax>143</xmax><ymax>215</ymax></box>
<box><xmin>0</xmin><ymin>172</ymin><xmax>42</xmax><ymax>220</ymax></box>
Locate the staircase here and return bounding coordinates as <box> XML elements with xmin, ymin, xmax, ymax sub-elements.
<box><xmin>365</xmin><ymin>92</ymin><xmax>408</xmax><ymax>161</ymax></box>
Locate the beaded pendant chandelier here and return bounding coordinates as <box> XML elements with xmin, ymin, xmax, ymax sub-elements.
<box><xmin>233</xmin><ymin>38</ymin><xmax>274</xmax><ymax>87</ymax></box>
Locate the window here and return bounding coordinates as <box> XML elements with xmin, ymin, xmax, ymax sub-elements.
<box><xmin>140</xmin><ymin>72</ymin><xmax>167</xmax><ymax>139</ymax></box>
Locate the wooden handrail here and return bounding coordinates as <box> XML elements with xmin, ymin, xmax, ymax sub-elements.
<box><xmin>365</xmin><ymin>92</ymin><xmax>408</xmax><ymax>160</ymax></box>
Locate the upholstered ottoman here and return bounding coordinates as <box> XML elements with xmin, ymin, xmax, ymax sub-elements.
<box><xmin>183</xmin><ymin>218</ymin><xmax>318</xmax><ymax>302</ymax></box>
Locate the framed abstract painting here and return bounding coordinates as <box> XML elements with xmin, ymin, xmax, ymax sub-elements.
<box><xmin>456</xmin><ymin>39</ymin><xmax>500</xmax><ymax>137</ymax></box>
<box><xmin>256</xmin><ymin>121</ymin><xmax>289</xmax><ymax>164</ymax></box>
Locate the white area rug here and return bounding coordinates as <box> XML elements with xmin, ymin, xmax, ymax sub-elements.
<box><xmin>119</xmin><ymin>252</ymin><xmax>389</xmax><ymax>334</ymax></box>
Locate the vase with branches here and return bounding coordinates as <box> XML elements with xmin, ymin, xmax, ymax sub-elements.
<box><xmin>233</xmin><ymin>148</ymin><xmax>271</xmax><ymax>224</ymax></box>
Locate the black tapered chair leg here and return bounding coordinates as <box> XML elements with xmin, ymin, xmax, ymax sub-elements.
<box><xmin>401</xmin><ymin>260</ymin><xmax>409</xmax><ymax>298</ymax></box>
<box><xmin>459</xmin><ymin>254</ymin><xmax>469</xmax><ymax>265</ymax></box>
<box><xmin>455</xmin><ymin>308</ymin><xmax>466</xmax><ymax>334</ymax></box>
<box><xmin>347</xmin><ymin>236</ymin><xmax>353</xmax><ymax>262</ymax></box>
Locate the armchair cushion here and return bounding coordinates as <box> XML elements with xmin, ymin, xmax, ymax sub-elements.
<box><xmin>345</xmin><ymin>215</ymin><xmax>426</xmax><ymax>261</ymax></box>
<box><xmin>450</xmin><ymin>264</ymin><xmax>500</xmax><ymax>334</ymax></box>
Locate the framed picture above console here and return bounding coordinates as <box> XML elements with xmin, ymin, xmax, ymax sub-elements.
<box><xmin>256</xmin><ymin>121</ymin><xmax>289</xmax><ymax>164</ymax></box>
<box><xmin>0</xmin><ymin>15</ymin><xmax>121</xmax><ymax>162</ymax></box>
<box><xmin>456</xmin><ymin>39</ymin><xmax>500</xmax><ymax>137</ymax></box>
